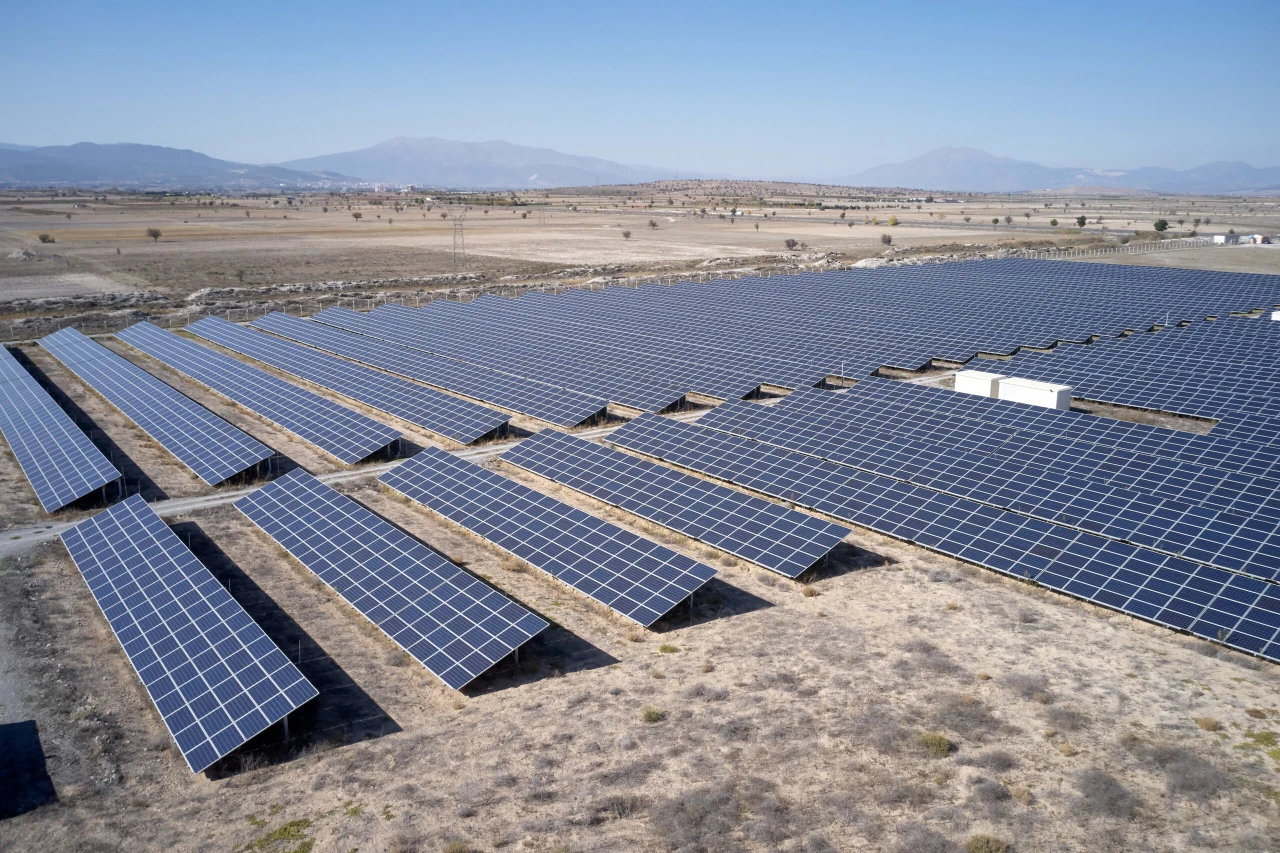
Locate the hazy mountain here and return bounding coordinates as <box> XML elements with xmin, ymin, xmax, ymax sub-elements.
<box><xmin>279</xmin><ymin>137</ymin><xmax>679</xmax><ymax>188</ymax></box>
<box><xmin>839</xmin><ymin>147</ymin><xmax>1280</xmax><ymax>194</ymax></box>
<box><xmin>0</xmin><ymin>142</ymin><xmax>36</xmax><ymax>152</ymax></box>
<box><xmin>0</xmin><ymin>143</ymin><xmax>360</xmax><ymax>189</ymax></box>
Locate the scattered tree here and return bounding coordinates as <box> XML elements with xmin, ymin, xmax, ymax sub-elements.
<box><xmin>1153</xmin><ymin>219</ymin><xmax>1169</xmax><ymax>232</ymax></box>
<box><xmin>621</xmin><ymin>230</ymin><xmax>631</xmax><ymax>240</ymax></box>
<box><xmin>881</xmin><ymin>233</ymin><xmax>893</xmax><ymax>246</ymax></box>
<box><xmin>146</xmin><ymin>228</ymin><xmax>162</xmax><ymax>242</ymax></box>
<box><xmin>37</xmin><ymin>233</ymin><xmax>54</xmax><ymax>244</ymax></box>
<box><xmin>1076</xmin><ymin>215</ymin><xmax>1087</xmax><ymax>227</ymax></box>
<box><xmin>648</xmin><ymin>219</ymin><xmax>658</xmax><ymax>229</ymax></box>
<box><xmin>888</xmin><ymin>215</ymin><xmax>899</xmax><ymax>226</ymax></box>
<box><xmin>784</xmin><ymin>238</ymin><xmax>800</xmax><ymax>250</ymax></box>
<box><xmin>235</xmin><ymin>269</ymin><xmax>245</xmax><ymax>283</ymax></box>
<box><xmin>992</xmin><ymin>218</ymin><xmax>1000</xmax><ymax>225</ymax></box>
<box><xmin>1177</xmin><ymin>218</ymin><xmax>1185</xmax><ymax>227</ymax></box>
<box><xmin>1004</xmin><ymin>215</ymin><xmax>1013</xmax><ymax>225</ymax></box>
<box><xmin>352</xmin><ymin>212</ymin><xmax>362</xmax><ymax>221</ymax></box>
<box><xmin>963</xmin><ymin>215</ymin><xmax>971</xmax><ymax>223</ymax></box>
<box><xmin>1024</xmin><ymin>212</ymin><xmax>1031</xmax><ymax>220</ymax></box>
<box><xmin>1050</xmin><ymin>218</ymin><xmax>1058</xmax><ymax>226</ymax></box>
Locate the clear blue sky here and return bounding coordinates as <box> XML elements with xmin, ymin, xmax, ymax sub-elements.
<box><xmin>6</xmin><ymin>0</ymin><xmax>1277</xmax><ymax>178</ymax></box>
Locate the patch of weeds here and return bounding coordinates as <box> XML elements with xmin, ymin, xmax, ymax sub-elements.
<box><xmin>650</xmin><ymin>669</ymin><xmax>665</xmax><ymax>679</ymax></box>
<box><xmin>1058</xmin><ymin>742</ymin><xmax>1078</xmax><ymax>757</ymax></box>
<box><xmin>641</xmin><ymin>706</ymin><xmax>667</xmax><ymax>724</ymax></box>
<box><xmin>382</xmin><ymin>805</ymin><xmax>394</xmax><ymax>821</ymax></box>
<box><xmin>968</xmin><ymin>778</ymin><xmax>1011</xmax><ymax>808</ymax></box>
<box><xmin>801</xmin><ymin>585</ymin><xmax>818</xmax><ymax>597</ymax></box>
<box><xmin>963</xmin><ymin>835</ymin><xmax>1008</xmax><ymax>853</ymax></box>
<box><xmin>1074</xmin><ymin>768</ymin><xmax>1139</xmax><ymax>819</ymax></box>
<box><xmin>1240</xmin><ymin>729</ymin><xmax>1278</xmax><ymax>750</ymax></box>
<box><xmin>701</xmin><ymin>663</ymin><xmax>715</xmax><ymax>673</ymax></box>
<box><xmin>247</xmin><ymin>813</ymin><xmax>267</xmax><ymax>828</ymax></box>
<box><xmin>343</xmin><ymin>800</ymin><xmax>362</xmax><ymax>817</ymax></box>
<box><xmin>658</xmin><ymin>644</ymin><xmax>678</xmax><ymax>654</ymax></box>
<box><xmin>1130</xmin><ymin>742</ymin><xmax>1236</xmax><ymax>801</ymax></box>
<box><xmin>916</xmin><ymin>732</ymin><xmax>953</xmax><ymax>758</ymax></box>
<box><xmin>684</xmin><ymin>683</ymin><xmax>728</xmax><ymax>702</ymax></box>
<box><xmin>1194</xmin><ymin>717</ymin><xmax>1221</xmax><ymax>732</ymax></box>
<box><xmin>441</xmin><ymin>842</ymin><xmax>473</xmax><ymax>853</ymax></box>
<box><xmin>237</xmin><ymin>818</ymin><xmax>314</xmax><ymax>853</ymax></box>
<box><xmin>1245</xmin><ymin>707</ymin><xmax>1271</xmax><ymax>719</ymax></box>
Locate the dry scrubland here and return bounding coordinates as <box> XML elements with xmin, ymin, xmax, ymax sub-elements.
<box><xmin>0</xmin><ymin>182</ymin><xmax>1279</xmax><ymax>852</ymax></box>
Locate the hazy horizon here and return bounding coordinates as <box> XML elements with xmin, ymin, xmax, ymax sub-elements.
<box><xmin>6</xmin><ymin>0</ymin><xmax>1278</xmax><ymax>179</ymax></box>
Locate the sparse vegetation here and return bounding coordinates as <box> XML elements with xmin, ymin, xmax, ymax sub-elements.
<box><xmin>880</xmin><ymin>233</ymin><xmax>893</xmax><ymax>246</ymax></box>
<box><xmin>146</xmin><ymin>227</ymin><xmax>162</xmax><ymax>242</ymax></box>
<box><xmin>38</xmin><ymin>233</ymin><xmax>54</xmax><ymax>243</ymax></box>
<box><xmin>916</xmin><ymin>731</ymin><xmax>953</xmax><ymax>758</ymax></box>
<box><xmin>963</xmin><ymin>834</ymin><xmax>1008</xmax><ymax>853</ymax></box>
<box><xmin>1153</xmin><ymin>218</ymin><xmax>1169</xmax><ymax>231</ymax></box>
<box><xmin>641</xmin><ymin>705</ymin><xmax>666</xmax><ymax>723</ymax></box>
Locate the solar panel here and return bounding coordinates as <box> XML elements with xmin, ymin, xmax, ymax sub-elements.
<box><xmin>61</xmin><ymin>495</ymin><xmax>318</xmax><ymax>772</ymax></box>
<box><xmin>607</xmin><ymin>414</ymin><xmax>1280</xmax><ymax>662</ymax></box>
<box><xmin>115</xmin><ymin>322</ymin><xmax>399</xmax><ymax>464</ymax></box>
<box><xmin>0</xmin><ymin>346</ymin><xmax>121</xmax><ymax>511</ymax></box>
<box><xmin>250</xmin><ymin>312</ymin><xmax>609</xmax><ymax>428</ymax></box>
<box><xmin>235</xmin><ymin>469</ymin><xmax>547</xmax><ymax>690</ymax></box>
<box><xmin>379</xmin><ymin>447</ymin><xmax>716</xmax><ymax>627</ymax></box>
<box><xmin>697</xmin><ymin>384</ymin><xmax>1280</xmax><ymax>585</ymax></box>
<box><xmin>187</xmin><ymin>316</ymin><xmax>510</xmax><ymax>444</ymax></box>
<box><xmin>39</xmin><ymin>327</ymin><xmax>272</xmax><ymax>485</ymax></box>
<box><xmin>501</xmin><ymin>429</ymin><xmax>849</xmax><ymax>578</ymax></box>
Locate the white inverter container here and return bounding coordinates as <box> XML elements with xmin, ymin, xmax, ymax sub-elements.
<box><xmin>1271</xmin><ymin>309</ymin><xmax>1280</xmax><ymax>321</ymax></box>
<box><xmin>953</xmin><ymin>370</ymin><xmax>1006</xmax><ymax>398</ymax></box>
<box><xmin>997</xmin><ymin>376</ymin><xmax>1073</xmax><ymax>410</ymax></box>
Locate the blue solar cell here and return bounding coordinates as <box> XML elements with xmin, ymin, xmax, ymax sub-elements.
<box><xmin>40</xmin><ymin>327</ymin><xmax>272</xmax><ymax>484</ymax></box>
<box><xmin>188</xmin><ymin>316</ymin><xmax>510</xmax><ymax>444</ymax></box>
<box><xmin>61</xmin><ymin>495</ymin><xmax>317</xmax><ymax>772</ymax></box>
<box><xmin>502</xmin><ymin>428</ymin><xmax>848</xmax><ymax>578</ymax></box>
<box><xmin>0</xmin><ymin>345</ymin><xmax>121</xmax><ymax>511</ymax></box>
<box><xmin>236</xmin><ymin>469</ymin><xmax>547</xmax><ymax>689</ymax></box>
<box><xmin>116</xmin><ymin>322</ymin><xmax>399</xmax><ymax>464</ymax></box>
<box><xmin>379</xmin><ymin>447</ymin><xmax>716</xmax><ymax>626</ymax></box>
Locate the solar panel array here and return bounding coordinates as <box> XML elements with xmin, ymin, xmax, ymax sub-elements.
<box><xmin>116</xmin><ymin>322</ymin><xmax>399</xmax><ymax>464</ymax></box>
<box><xmin>40</xmin><ymin>327</ymin><xmax>272</xmax><ymax>485</ymax></box>
<box><xmin>236</xmin><ymin>469</ymin><xmax>547</xmax><ymax>689</ymax></box>
<box><xmin>305</xmin><ymin>261</ymin><xmax>1278</xmax><ymax>414</ymax></box>
<box><xmin>0</xmin><ymin>346</ymin><xmax>121</xmax><ymax>511</ymax></box>
<box><xmin>186</xmin><ymin>316</ymin><xmax>510</xmax><ymax>445</ymax></box>
<box><xmin>697</xmin><ymin>381</ymin><xmax>1280</xmax><ymax>584</ymax></box>
<box><xmin>62</xmin><ymin>495</ymin><xmax>317</xmax><ymax>772</ymax></box>
<box><xmin>608</xmin><ymin>414</ymin><xmax>1280</xmax><ymax>662</ymax></box>
<box><xmin>1005</xmin><ymin>317</ymin><xmax>1280</xmax><ymax>447</ymax></box>
<box><xmin>379</xmin><ymin>447</ymin><xmax>717</xmax><ymax>626</ymax></box>
<box><xmin>501</xmin><ymin>429</ymin><xmax>849</xmax><ymax>577</ymax></box>
<box><xmin>251</xmin><ymin>312</ymin><xmax>608</xmax><ymax>428</ymax></box>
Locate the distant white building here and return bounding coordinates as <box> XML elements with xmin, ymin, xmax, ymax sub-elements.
<box><xmin>1213</xmin><ymin>234</ymin><xmax>1240</xmax><ymax>244</ymax></box>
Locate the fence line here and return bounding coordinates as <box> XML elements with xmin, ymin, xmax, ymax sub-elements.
<box><xmin>1</xmin><ymin>236</ymin><xmax>1216</xmax><ymax>343</ymax></box>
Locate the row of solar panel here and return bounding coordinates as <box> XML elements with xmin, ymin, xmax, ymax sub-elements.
<box><xmin>304</xmin><ymin>261</ymin><xmax>1277</xmax><ymax>422</ymax></box>
<box><xmin>697</xmin><ymin>385</ymin><xmax>1280</xmax><ymax>584</ymax></box>
<box><xmin>607</xmin><ymin>414</ymin><xmax>1280</xmax><ymax>663</ymax></box>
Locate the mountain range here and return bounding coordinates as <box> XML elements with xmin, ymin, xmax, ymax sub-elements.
<box><xmin>0</xmin><ymin>143</ymin><xmax>355</xmax><ymax>189</ymax></box>
<box><xmin>839</xmin><ymin>147</ymin><xmax>1280</xmax><ymax>195</ymax></box>
<box><xmin>1</xmin><ymin>138</ymin><xmax>1277</xmax><ymax>195</ymax></box>
<box><xmin>278</xmin><ymin>137</ymin><xmax>678</xmax><ymax>188</ymax></box>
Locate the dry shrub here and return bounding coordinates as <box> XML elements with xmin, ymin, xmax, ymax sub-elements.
<box><xmin>956</xmin><ymin>749</ymin><xmax>1018</xmax><ymax>772</ymax></box>
<box><xmin>1245</xmin><ymin>707</ymin><xmax>1268</xmax><ymax>719</ymax></box>
<box><xmin>1058</xmin><ymin>742</ymin><xmax>1078</xmax><ymax>757</ymax></box>
<box><xmin>1135</xmin><ymin>743</ymin><xmax>1236</xmax><ymax>802</ymax></box>
<box><xmin>595</xmin><ymin>792</ymin><xmax>649</xmax><ymax>820</ymax></box>
<box><xmin>892</xmin><ymin>824</ymin><xmax>956</xmax><ymax>853</ymax></box>
<box><xmin>1075</xmin><ymin>768</ymin><xmax>1139</xmax><ymax>818</ymax></box>
<box><xmin>1044</xmin><ymin>706</ymin><xmax>1089</xmax><ymax>732</ymax></box>
<box><xmin>929</xmin><ymin>692</ymin><xmax>1001</xmax><ymax>742</ymax></box>
<box><xmin>801</xmin><ymin>585</ymin><xmax>818</xmax><ymax>597</ymax></box>
<box><xmin>684</xmin><ymin>683</ymin><xmax>728</xmax><ymax>702</ymax></box>
<box><xmin>968</xmin><ymin>778</ymin><xmax>1011</xmax><ymax>807</ymax></box>
<box><xmin>701</xmin><ymin>663</ymin><xmax>715</xmax><ymax>673</ymax></box>
<box><xmin>650</xmin><ymin>777</ymin><xmax>791</xmax><ymax>853</ymax></box>
<box><xmin>1002</xmin><ymin>672</ymin><xmax>1051</xmax><ymax>702</ymax></box>
<box><xmin>641</xmin><ymin>706</ymin><xmax>666</xmax><ymax>723</ymax></box>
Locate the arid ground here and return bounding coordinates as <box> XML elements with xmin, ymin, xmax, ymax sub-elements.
<box><xmin>0</xmin><ymin>183</ymin><xmax>1278</xmax><ymax>853</ymax></box>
